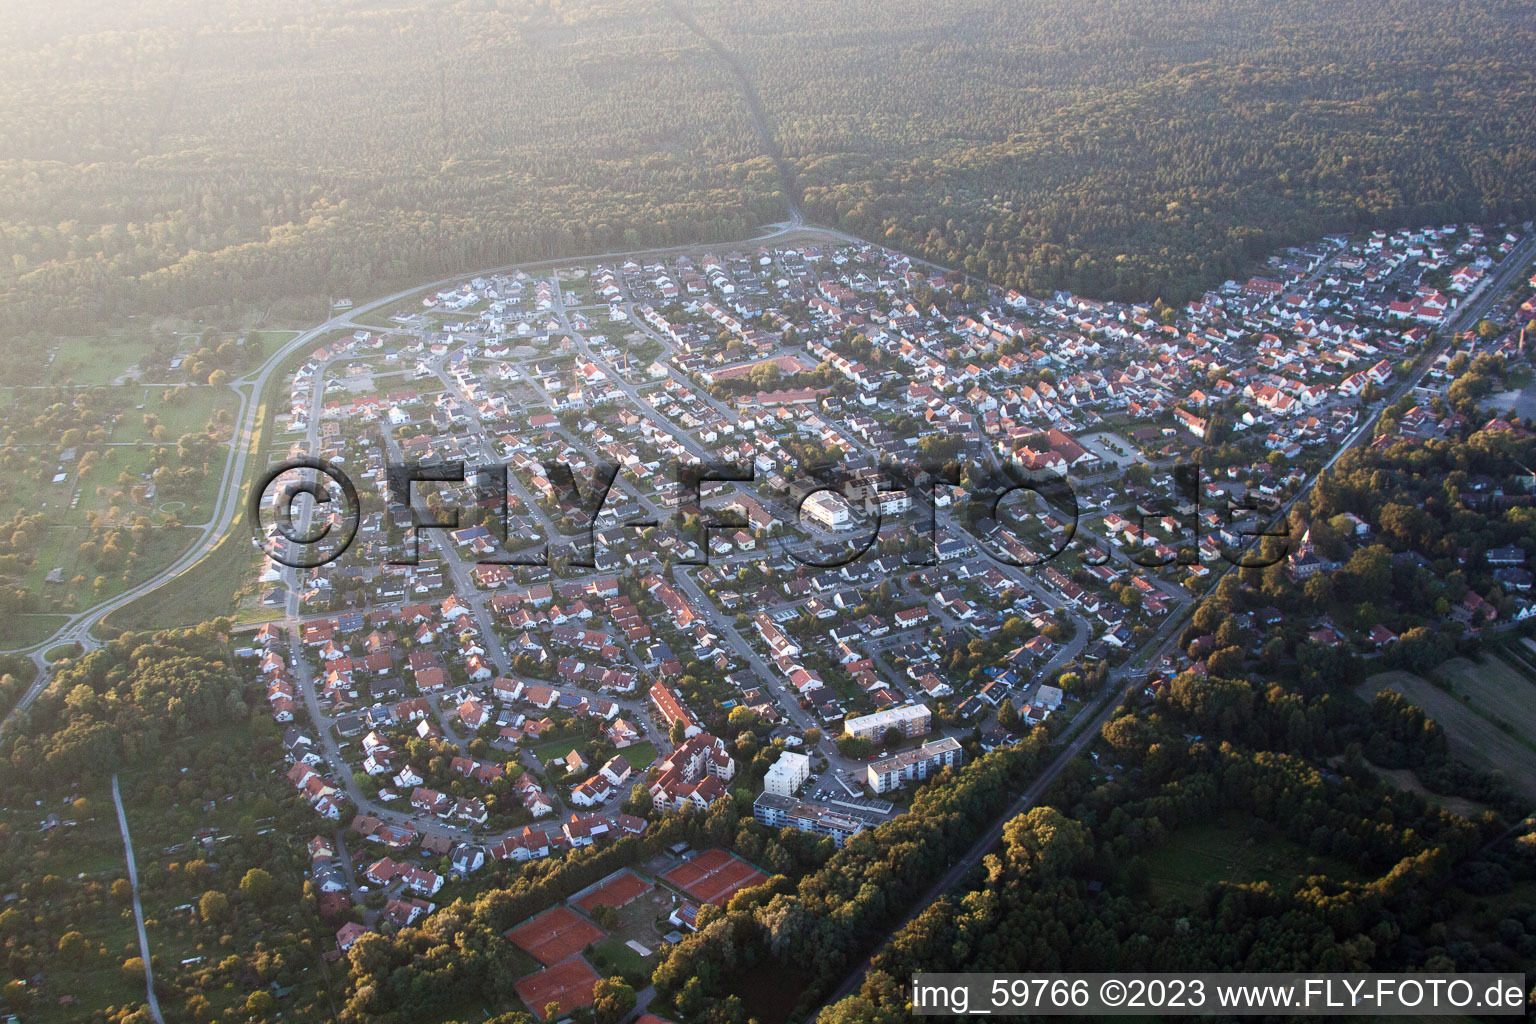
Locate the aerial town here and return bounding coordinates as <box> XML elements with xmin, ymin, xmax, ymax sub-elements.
<box><xmin>252</xmin><ymin>220</ymin><xmax>1535</xmax><ymax>973</ymax></box>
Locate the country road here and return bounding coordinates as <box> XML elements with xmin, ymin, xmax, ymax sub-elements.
<box><xmin>112</xmin><ymin>774</ymin><xmax>166</xmax><ymax>1024</ymax></box>
<box><xmin>0</xmin><ymin>216</ymin><xmax>858</xmax><ymax>739</ymax></box>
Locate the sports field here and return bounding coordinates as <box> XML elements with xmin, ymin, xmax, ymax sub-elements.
<box><xmin>514</xmin><ymin>955</ymin><xmax>599</xmax><ymax>1021</ymax></box>
<box><xmin>661</xmin><ymin>848</ymin><xmax>768</xmax><ymax>906</ymax></box>
<box><xmin>505</xmin><ymin>905</ymin><xmax>607</xmax><ymax>966</ymax></box>
<box><xmin>574</xmin><ymin>868</ymin><xmax>653</xmax><ymax>913</ymax></box>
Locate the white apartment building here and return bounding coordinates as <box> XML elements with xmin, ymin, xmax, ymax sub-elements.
<box><xmin>763</xmin><ymin>750</ymin><xmax>810</xmax><ymax>798</ymax></box>
<box><xmin>866</xmin><ymin>736</ymin><xmax>964</xmax><ymax>794</ymax></box>
<box><xmin>843</xmin><ymin>703</ymin><xmax>932</xmax><ymax>742</ymax></box>
<box><xmin>802</xmin><ymin>491</ymin><xmax>853</xmax><ymax>530</ymax></box>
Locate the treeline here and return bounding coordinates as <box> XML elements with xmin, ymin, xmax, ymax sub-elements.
<box><xmin>0</xmin><ymin>0</ymin><xmax>778</xmax><ymax>336</ymax></box>
<box><xmin>646</xmin><ymin>729</ymin><xmax>1052</xmax><ymax>1021</ymax></box>
<box><xmin>1</xmin><ymin>623</ymin><xmax>245</xmax><ymax>783</ymax></box>
<box><xmin>7</xmin><ymin>0</ymin><xmax>1536</xmax><ymax>341</ymax></box>
<box><xmin>817</xmin><ymin>737</ymin><xmax>1511</xmax><ymax>1024</ymax></box>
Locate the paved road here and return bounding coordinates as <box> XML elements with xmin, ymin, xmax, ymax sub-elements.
<box><xmin>112</xmin><ymin>774</ymin><xmax>166</xmax><ymax>1024</ymax></box>
<box><xmin>0</xmin><ymin>218</ymin><xmax>854</xmax><ymax>740</ymax></box>
<box><xmin>812</xmin><ymin>234</ymin><xmax>1536</xmax><ymax>1019</ymax></box>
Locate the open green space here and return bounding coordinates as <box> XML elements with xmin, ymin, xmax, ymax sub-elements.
<box><xmin>1363</xmin><ymin>668</ymin><xmax>1536</xmax><ymax>802</ymax></box>
<box><xmin>618</xmin><ymin>741</ymin><xmax>659</xmax><ymax>772</ymax></box>
<box><xmin>108</xmin><ymin>385</ymin><xmax>240</xmax><ymax>444</ymax></box>
<box><xmin>591</xmin><ymin>936</ymin><xmax>651</xmax><ymax>979</ymax></box>
<box><xmin>1437</xmin><ymin>655</ymin><xmax>1536</xmax><ymax>742</ymax></box>
<box><xmin>25</xmin><ymin>525</ymin><xmax>200</xmax><ymax>618</ymax></box>
<box><xmin>1144</xmin><ymin>812</ymin><xmax>1359</xmax><ymax>905</ymax></box>
<box><xmin>99</xmin><ymin>524</ymin><xmax>261</xmax><ymax>635</ymax></box>
<box><xmin>4</xmin><ymin>615</ymin><xmax>71</xmax><ymax>649</ymax></box>
<box><xmin>46</xmin><ymin>335</ymin><xmax>149</xmax><ymax>386</ymax></box>
<box><xmin>531</xmin><ymin>737</ymin><xmax>588</xmax><ymax>766</ymax></box>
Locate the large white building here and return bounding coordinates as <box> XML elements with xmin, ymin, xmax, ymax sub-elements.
<box><xmin>802</xmin><ymin>491</ymin><xmax>853</xmax><ymax>531</ymax></box>
<box><xmin>753</xmin><ymin>792</ymin><xmax>884</xmax><ymax>848</ymax></box>
<box><xmin>763</xmin><ymin>750</ymin><xmax>810</xmax><ymax>798</ymax></box>
<box><xmin>866</xmin><ymin>736</ymin><xmax>964</xmax><ymax>794</ymax></box>
<box><xmin>843</xmin><ymin>703</ymin><xmax>932</xmax><ymax>742</ymax></box>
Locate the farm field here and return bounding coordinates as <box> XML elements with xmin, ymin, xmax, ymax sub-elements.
<box><xmin>1363</xmin><ymin>666</ymin><xmax>1536</xmax><ymax>801</ymax></box>
<box><xmin>1436</xmin><ymin>654</ymin><xmax>1536</xmax><ymax>740</ymax></box>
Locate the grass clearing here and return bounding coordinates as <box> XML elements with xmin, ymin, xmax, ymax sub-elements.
<box><xmin>100</xmin><ymin>524</ymin><xmax>263</xmax><ymax>634</ymax></box>
<box><xmin>25</xmin><ymin>525</ymin><xmax>199</xmax><ymax>616</ymax></box>
<box><xmin>618</xmin><ymin>740</ymin><xmax>659</xmax><ymax>771</ymax></box>
<box><xmin>1363</xmin><ymin>668</ymin><xmax>1536</xmax><ymax>802</ymax></box>
<box><xmin>1436</xmin><ymin>654</ymin><xmax>1536</xmax><ymax>739</ymax></box>
<box><xmin>4</xmin><ymin>614</ymin><xmax>71</xmax><ymax>649</ymax></box>
<box><xmin>1145</xmin><ymin>811</ymin><xmax>1358</xmax><ymax>904</ymax></box>
<box><xmin>109</xmin><ymin>385</ymin><xmax>240</xmax><ymax>443</ymax></box>
<box><xmin>1363</xmin><ymin>762</ymin><xmax>1493</xmax><ymax>820</ymax></box>
<box><xmin>47</xmin><ymin>335</ymin><xmax>148</xmax><ymax>386</ymax></box>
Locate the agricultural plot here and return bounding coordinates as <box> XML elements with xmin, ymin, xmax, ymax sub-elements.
<box><xmin>1364</xmin><ymin>666</ymin><xmax>1536</xmax><ymax>801</ymax></box>
<box><xmin>1437</xmin><ymin>655</ymin><xmax>1536</xmax><ymax>740</ymax></box>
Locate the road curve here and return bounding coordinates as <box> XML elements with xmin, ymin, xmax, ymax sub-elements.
<box><xmin>0</xmin><ymin>218</ymin><xmax>853</xmax><ymax>738</ymax></box>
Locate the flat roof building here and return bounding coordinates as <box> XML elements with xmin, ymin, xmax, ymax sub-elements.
<box><xmin>763</xmin><ymin>750</ymin><xmax>810</xmax><ymax>798</ymax></box>
<box><xmin>866</xmin><ymin>736</ymin><xmax>963</xmax><ymax>794</ymax></box>
<box><xmin>753</xmin><ymin>792</ymin><xmax>884</xmax><ymax>848</ymax></box>
<box><xmin>843</xmin><ymin>703</ymin><xmax>931</xmax><ymax>742</ymax></box>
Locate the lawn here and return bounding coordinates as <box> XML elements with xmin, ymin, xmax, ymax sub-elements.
<box><xmin>1363</xmin><ymin>669</ymin><xmax>1536</xmax><ymax>802</ymax></box>
<box><xmin>618</xmin><ymin>741</ymin><xmax>659</xmax><ymax>772</ymax></box>
<box><xmin>4</xmin><ymin>614</ymin><xmax>71</xmax><ymax>649</ymax></box>
<box><xmin>1144</xmin><ymin>812</ymin><xmax>1357</xmax><ymax>905</ymax></box>
<box><xmin>47</xmin><ymin>335</ymin><xmax>148</xmax><ymax>386</ymax></box>
<box><xmin>109</xmin><ymin>385</ymin><xmax>240</xmax><ymax>444</ymax></box>
<box><xmin>591</xmin><ymin>937</ymin><xmax>651</xmax><ymax>979</ymax></box>
<box><xmin>532</xmin><ymin>737</ymin><xmax>589</xmax><ymax>766</ymax></box>
<box><xmin>99</xmin><ymin>524</ymin><xmax>262</xmax><ymax>634</ymax></box>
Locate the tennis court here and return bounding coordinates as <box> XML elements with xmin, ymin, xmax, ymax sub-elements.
<box><xmin>661</xmin><ymin>848</ymin><xmax>768</xmax><ymax>905</ymax></box>
<box><xmin>514</xmin><ymin>955</ymin><xmax>599</xmax><ymax>1020</ymax></box>
<box><xmin>574</xmin><ymin>868</ymin><xmax>654</xmax><ymax>913</ymax></box>
<box><xmin>505</xmin><ymin>905</ymin><xmax>608</xmax><ymax>966</ymax></box>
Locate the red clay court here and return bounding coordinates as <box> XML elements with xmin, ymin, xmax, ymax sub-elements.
<box><xmin>574</xmin><ymin>869</ymin><xmax>654</xmax><ymax>913</ymax></box>
<box><xmin>505</xmin><ymin>905</ymin><xmax>607</xmax><ymax>966</ymax></box>
<box><xmin>661</xmin><ymin>848</ymin><xmax>768</xmax><ymax>905</ymax></box>
<box><xmin>515</xmin><ymin>956</ymin><xmax>599</xmax><ymax>1020</ymax></box>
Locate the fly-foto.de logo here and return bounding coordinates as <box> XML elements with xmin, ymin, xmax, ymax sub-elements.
<box><xmin>250</xmin><ymin>455</ymin><xmax>1291</xmax><ymax>572</ymax></box>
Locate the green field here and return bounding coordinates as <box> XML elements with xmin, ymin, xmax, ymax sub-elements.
<box><xmin>24</xmin><ymin>525</ymin><xmax>200</xmax><ymax>618</ymax></box>
<box><xmin>46</xmin><ymin>335</ymin><xmax>150</xmax><ymax>386</ymax></box>
<box><xmin>5</xmin><ymin>614</ymin><xmax>71</xmax><ymax>649</ymax></box>
<box><xmin>1438</xmin><ymin>655</ymin><xmax>1536</xmax><ymax>742</ymax></box>
<box><xmin>1364</xmin><ymin>664</ymin><xmax>1536</xmax><ymax>802</ymax></box>
<box><xmin>108</xmin><ymin>385</ymin><xmax>240</xmax><ymax>444</ymax></box>
<box><xmin>1144</xmin><ymin>812</ymin><xmax>1357</xmax><ymax>904</ymax></box>
<box><xmin>618</xmin><ymin>741</ymin><xmax>659</xmax><ymax>771</ymax></box>
<box><xmin>99</xmin><ymin>525</ymin><xmax>262</xmax><ymax>634</ymax></box>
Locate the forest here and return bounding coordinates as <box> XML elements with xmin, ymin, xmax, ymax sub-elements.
<box><xmin>697</xmin><ymin>0</ymin><xmax>1536</xmax><ymax>302</ymax></box>
<box><xmin>2</xmin><ymin>0</ymin><xmax>1535</xmax><ymax>355</ymax></box>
